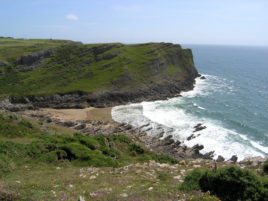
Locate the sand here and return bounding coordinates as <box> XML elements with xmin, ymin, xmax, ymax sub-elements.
<box><xmin>41</xmin><ymin>107</ymin><xmax>113</xmax><ymax>122</ymax></box>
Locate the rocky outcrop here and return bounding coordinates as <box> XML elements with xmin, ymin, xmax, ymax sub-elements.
<box><xmin>15</xmin><ymin>49</ymin><xmax>53</xmax><ymax>71</ymax></box>
<box><xmin>2</xmin><ymin>74</ymin><xmax>198</xmax><ymax>110</ymax></box>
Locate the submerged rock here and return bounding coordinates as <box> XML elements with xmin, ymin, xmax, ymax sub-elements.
<box><xmin>193</xmin><ymin>123</ymin><xmax>207</xmax><ymax>132</ymax></box>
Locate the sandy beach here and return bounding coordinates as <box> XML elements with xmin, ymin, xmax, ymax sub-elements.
<box><xmin>35</xmin><ymin>107</ymin><xmax>113</xmax><ymax>122</ymax></box>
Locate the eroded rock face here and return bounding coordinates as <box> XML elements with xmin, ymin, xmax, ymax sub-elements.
<box><xmin>4</xmin><ymin>74</ymin><xmax>197</xmax><ymax>110</ymax></box>
<box><xmin>15</xmin><ymin>49</ymin><xmax>53</xmax><ymax>71</ymax></box>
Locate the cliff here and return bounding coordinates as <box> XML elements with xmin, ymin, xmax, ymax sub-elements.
<box><xmin>0</xmin><ymin>38</ymin><xmax>199</xmax><ymax>109</ymax></box>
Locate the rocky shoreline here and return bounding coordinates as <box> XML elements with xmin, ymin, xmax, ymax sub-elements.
<box><xmin>20</xmin><ymin>108</ymin><xmax>265</xmax><ymax>164</ymax></box>
<box><xmin>1</xmin><ymin>74</ymin><xmax>198</xmax><ymax>111</ymax></box>
<box><xmin>21</xmin><ymin>109</ymin><xmax>210</xmax><ymax>160</ymax></box>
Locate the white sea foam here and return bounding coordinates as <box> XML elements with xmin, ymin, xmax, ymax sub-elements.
<box><xmin>111</xmin><ymin>75</ymin><xmax>268</xmax><ymax>161</ymax></box>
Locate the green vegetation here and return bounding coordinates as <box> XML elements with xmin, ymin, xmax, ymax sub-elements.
<box><xmin>263</xmin><ymin>159</ymin><xmax>268</xmax><ymax>174</ymax></box>
<box><xmin>0</xmin><ymin>37</ymin><xmax>69</xmax><ymax>63</ymax></box>
<box><xmin>181</xmin><ymin>166</ymin><xmax>268</xmax><ymax>201</ymax></box>
<box><xmin>1</xmin><ymin>110</ymin><xmax>267</xmax><ymax>200</ymax></box>
<box><xmin>0</xmin><ymin>38</ymin><xmax>195</xmax><ymax>97</ymax></box>
<box><xmin>0</xmin><ymin>111</ymin><xmax>183</xmax><ymax>200</ymax></box>
<box><xmin>180</xmin><ymin>168</ymin><xmax>207</xmax><ymax>191</ymax></box>
<box><xmin>0</xmin><ymin>112</ymin><xmax>175</xmax><ymax>176</ymax></box>
<box><xmin>189</xmin><ymin>193</ymin><xmax>220</xmax><ymax>201</ymax></box>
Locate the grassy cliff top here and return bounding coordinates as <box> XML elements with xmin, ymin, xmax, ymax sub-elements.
<box><xmin>0</xmin><ymin>38</ymin><xmax>195</xmax><ymax>97</ymax></box>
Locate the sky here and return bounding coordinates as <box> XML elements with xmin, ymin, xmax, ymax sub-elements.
<box><xmin>1</xmin><ymin>0</ymin><xmax>268</xmax><ymax>46</ymax></box>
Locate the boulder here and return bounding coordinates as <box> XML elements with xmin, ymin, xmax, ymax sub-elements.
<box><xmin>187</xmin><ymin>134</ymin><xmax>195</xmax><ymax>141</ymax></box>
<box><xmin>193</xmin><ymin>123</ymin><xmax>207</xmax><ymax>132</ymax></box>
<box><xmin>203</xmin><ymin>151</ymin><xmax>215</xmax><ymax>159</ymax></box>
<box><xmin>229</xmin><ymin>155</ymin><xmax>238</xmax><ymax>163</ymax></box>
<box><xmin>162</xmin><ymin>135</ymin><xmax>175</xmax><ymax>146</ymax></box>
<box><xmin>192</xmin><ymin>144</ymin><xmax>204</xmax><ymax>154</ymax></box>
<box><xmin>216</xmin><ymin>155</ymin><xmax>225</xmax><ymax>162</ymax></box>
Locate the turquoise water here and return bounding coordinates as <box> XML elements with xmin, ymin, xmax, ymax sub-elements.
<box><xmin>188</xmin><ymin>45</ymin><xmax>268</xmax><ymax>144</ymax></box>
<box><xmin>112</xmin><ymin>45</ymin><xmax>268</xmax><ymax>160</ymax></box>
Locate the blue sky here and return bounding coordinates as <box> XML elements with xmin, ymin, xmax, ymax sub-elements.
<box><xmin>1</xmin><ymin>0</ymin><xmax>268</xmax><ymax>46</ymax></box>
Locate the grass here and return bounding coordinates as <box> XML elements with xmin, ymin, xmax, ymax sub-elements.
<box><xmin>0</xmin><ymin>111</ymin><xmax>184</xmax><ymax>200</ymax></box>
<box><xmin>0</xmin><ymin>38</ymin><xmax>70</xmax><ymax>64</ymax></box>
<box><xmin>0</xmin><ymin>38</ymin><xmax>195</xmax><ymax>97</ymax></box>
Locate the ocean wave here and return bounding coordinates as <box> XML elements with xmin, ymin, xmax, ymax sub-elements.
<box><xmin>180</xmin><ymin>74</ymin><xmax>234</xmax><ymax>98</ymax></box>
<box><xmin>111</xmin><ymin>75</ymin><xmax>268</xmax><ymax>161</ymax></box>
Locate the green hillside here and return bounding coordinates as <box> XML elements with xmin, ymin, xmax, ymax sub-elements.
<box><xmin>0</xmin><ymin>38</ymin><xmax>195</xmax><ymax>97</ymax></box>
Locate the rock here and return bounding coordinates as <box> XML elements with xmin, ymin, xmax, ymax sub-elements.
<box><xmin>203</xmin><ymin>151</ymin><xmax>215</xmax><ymax>159</ymax></box>
<box><xmin>62</xmin><ymin>121</ymin><xmax>76</xmax><ymax>127</ymax></box>
<box><xmin>78</xmin><ymin>196</ymin><xmax>85</xmax><ymax>201</ymax></box>
<box><xmin>216</xmin><ymin>155</ymin><xmax>225</xmax><ymax>162</ymax></box>
<box><xmin>187</xmin><ymin>134</ymin><xmax>195</xmax><ymax>141</ymax></box>
<box><xmin>192</xmin><ymin>144</ymin><xmax>204</xmax><ymax>153</ymax></box>
<box><xmin>89</xmin><ymin>175</ymin><xmax>97</xmax><ymax>180</ymax></box>
<box><xmin>174</xmin><ymin>140</ymin><xmax>181</xmax><ymax>146</ymax></box>
<box><xmin>148</xmin><ymin>187</ymin><xmax>154</xmax><ymax>191</ymax></box>
<box><xmin>74</xmin><ymin>123</ymin><xmax>86</xmax><ymax>130</ymax></box>
<box><xmin>120</xmin><ymin>193</ymin><xmax>128</xmax><ymax>198</ymax></box>
<box><xmin>173</xmin><ymin>175</ymin><xmax>181</xmax><ymax>180</ymax></box>
<box><xmin>16</xmin><ymin>49</ymin><xmax>53</xmax><ymax>66</ymax></box>
<box><xmin>162</xmin><ymin>135</ymin><xmax>175</xmax><ymax>146</ymax></box>
<box><xmin>193</xmin><ymin>123</ymin><xmax>207</xmax><ymax>132</ymax></box>
<box><xmin>229</xmin><ymin>155</ymin><xmax>238</xmax><ymax>163</ymax></box>
<box><xmin>200</xmin><ymin>76</ymin><xmax>206</xmax><ymax>80</ymax></box>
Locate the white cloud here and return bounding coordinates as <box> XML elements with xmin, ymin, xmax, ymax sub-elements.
<box><xmin>66</xmin><ymin>14</ymin><xmax>79</xmax><ymax>21</ymax></box>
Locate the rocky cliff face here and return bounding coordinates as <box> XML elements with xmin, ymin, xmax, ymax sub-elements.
<box><xmin>0</xmin><ymin>42</ymin><xmax>199</xmax><ymax>110</ymax></box>
<box><xmin>15</xmin><ymin>49</ymin><xmax>53</xmax><ymax>72</ymax></box>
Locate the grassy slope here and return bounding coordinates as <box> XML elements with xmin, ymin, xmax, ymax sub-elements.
<box><xmin>0</xmin><ymin>38</ymin><xmax>70</xmax><ymax>63</ymax></box>
<box><xmin>0</xmin><ymin>38</ymin><xmax>194</xmax><ymax>97</ymax></box>
<box><xmin>0</xmin><ymin>111</ymin><xmax>190</xmax><ymax>200</ymax></box>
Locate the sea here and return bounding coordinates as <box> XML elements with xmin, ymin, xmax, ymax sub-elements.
<box><xmin>112</xmin><ymin>45</ymin><xmax>268</xmax><ymax>161</ymax></box>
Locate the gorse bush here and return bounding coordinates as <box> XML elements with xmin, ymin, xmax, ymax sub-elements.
<box><xmin>180</xmin><ymin>168</ymin><xmax>206</xmax><ymax>191</ymax></box>
<box><xmin>182</xmin><ymin>166</ymin><xmax>268</xmax><ymax>201</ymax></box>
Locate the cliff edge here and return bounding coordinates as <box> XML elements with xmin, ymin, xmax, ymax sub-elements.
<box><xmin>0</xmin><ymin>38</ymin><xmax>199</xmax><ymax>109</ymax></box>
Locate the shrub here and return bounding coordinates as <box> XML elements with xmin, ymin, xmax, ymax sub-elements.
<box><xmin>74</xmin><ymin>134</ymin><xmax>100</xmax><ymax>150</ymax></box>
<box><xmin>263</xmin><ymin>160</ymin><xmax>268</xmax><ymax>174</ymax></box>
<box><xmin>182</xmin><ymin>166</ymin><xmax>268</xmax><ymax>201</ymax></box>
<box><xmin>180</xmin><ymin>168</ymin><xmax>206</xmax><ymax>191</ymax></box>
<box><xmin>129</xmin><ymin>143</ymin><xmax>145</xmax><ymax>155</ymax></box>
<box><xmin>199</xmin><ymin>166</ymin><xmax>265</xmax><ymax>201</ymax></box>
<box><xmin>60</xmin><ymin>143</ymin><xmax>92</xmax><ymax>160</ymax></box>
